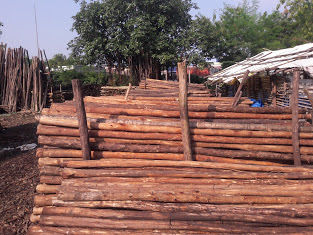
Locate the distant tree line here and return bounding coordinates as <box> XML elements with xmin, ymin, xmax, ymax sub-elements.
<box><xmin>66</xmin><ymin>0</ymin><xmax>312</xmax><ymax>84</ymax></box>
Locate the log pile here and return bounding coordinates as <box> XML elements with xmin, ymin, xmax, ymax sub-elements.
<box><xmin>29</xmin><ymin>78</ymin><xmax>313</xmax><ymax>233</ymax></box>
<box><xmin>100</xmin><ymin>86</ymin><xmax>131</xmax><ymax>96</ymax></box>
<box><xmin>134</xmin><ymin>78</ymin><xmax>211</xmax><ymax>98</ymax></box>
<box><xmin>0</xmin><ymin>45</ymin><xmax>50</xmax><ymax>112</ymax></box>
<box><xmin>29</xmin><ymin>159</ymin><xmax>313</xmax><ymax>234</ymax></box>
<box><xmin>36</xmin><ymin>93</ymin><xmax>312</xmax><ymax>166</ymax></box>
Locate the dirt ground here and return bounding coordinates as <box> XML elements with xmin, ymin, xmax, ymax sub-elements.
<box><xmin>0</xmin><ymin>112</ymin><xmax>39</xmax><ymax>235</ymax></box>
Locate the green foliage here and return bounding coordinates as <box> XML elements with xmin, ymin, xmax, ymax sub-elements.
<box><xmin>194</xmin><ymin>0</ymin><xmax>313</xmax><ymax>68</ymax></box>
<box><xmin>70</xmin><ymin>0</ymin><xmax>196</xmax><ymax>83</ymax></box>
<box><xmin>278</xmin><ymin>0</ymin><xmax>313</xmax><ymax>42</ymax></box>
<box><xmin>49</xmin><ymin>53</ymin><xmax>75</xmax><ymax>69</ymax></box>
<box><xmin>190</xmin><ymin>74</ymin><xmax>206</xmax><ymax>84</ymax></box>
<box><xmin>52</xmin><ymin>68</ymin><xmax>108</xmax><ymax>86</ymax></box>
<box><xmin>214</xmin><ymin>1</ymin><xmax>262</xmax><ymax>66</ymax></box>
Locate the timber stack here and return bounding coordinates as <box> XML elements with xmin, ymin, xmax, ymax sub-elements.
<box><xmin>30</xmin><ymin>159</ymin><xmax>313</xmax><ymax>233</ymax></box>
<box><xmin>0</xmin><ymin>45</ymin><xmax>50</xmax><ymax>112</ymax></box>
<box><xmin>36</xmin><ymin>94</ymin><xmax>312</xmax><ymax>165</ymax></box>
<box><xmin>29</xmin><ymin>78</ymin><xmax>313</xmax><ymax>234</ymax></box>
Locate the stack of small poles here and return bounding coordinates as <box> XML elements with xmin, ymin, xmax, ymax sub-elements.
<box><xmin>30</xmin><ymin>159</ymin><xmax>313</xmax><ymax>233</ymax></box>
<box><xmin>29</xmin><ymin>77</ymin><xmax>313</xmax><ymax>234</ymax></box>
<box><xmin>0</xmin><ymin>45</ymin><xmax>50</xmax><ymax>112</ymax></box>
<box><xmin>36</xmin><ymin>91</ymin><xmax>312</xmax><ymax>166</ymax></box>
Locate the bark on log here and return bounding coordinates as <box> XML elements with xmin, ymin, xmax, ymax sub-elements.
<box><xmin>292</xmin><ymin>70</ymin><xmax>301</xmax><ymax>166</ymax></box>
<box><xmin>72</xmin><ymin>79</ymin><xmax>91</xmax><ymax>160</ymax></box>
<box><xmin>178</xmin><ymin>61</ymin><xmax>193</xmax><ymax>161</ymax></box>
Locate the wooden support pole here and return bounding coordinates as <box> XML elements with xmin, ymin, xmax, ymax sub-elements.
<box><xmin>125</xmin><ymin>83</ymin><xmax>132</xmax><ymax>100</ymax></box>
<box><xmin>292</xmin><ymin>70</ymin><xmax>301</xmax><ymax>166</ymax></box>
<box><xmin>232</xmin><ymin>70</ymin><xmax>250</xmax><ymax>107</ymax></box>
<box><xmin>178</xmin><ymin>60</ymin><xmax>193</xmax><ymax>161</ymax></box>
<box><xmin>271</xmin><ymin>76</ymin><xmax>277</xmax><ymax>107</ymax></box>
<box><xmin>72</xmin><ymin>79</ymin><xmax>91</xmax><ymax>160</ymax></box>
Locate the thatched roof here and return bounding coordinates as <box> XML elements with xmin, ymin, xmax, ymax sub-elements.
<box><xmin>208</xmin><ymin>43</ymin><xmax>313</xmax><ymax>84</ymax></box>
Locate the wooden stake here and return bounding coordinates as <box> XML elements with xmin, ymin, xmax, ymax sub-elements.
<box><xmin>125</xmin><ymin>83</ymin><xmax>132</xmax><ymax>100</ymax></box>
<box><xmin>178</xmin><ymin>60</ymin><xmax>193</xmax><ymax>161</ymax></box>
<box><xmin>292</xmin><ymin>70</ymin><xmax>301</xmax><ymax>166</ymax></box>
<box><xmin>71</xmin><ymin>79</ymin><xmax>91</xmax><ymax>160</ymax></box>
<box><xmin>271</xmin><ymin>76</ymin><xmax>277</xmax><ymax>107</ymax></box>
<box><xmin>232</xmin><ymin>70</ymin><xmax>250</xmax><ymax>107</ymax></box>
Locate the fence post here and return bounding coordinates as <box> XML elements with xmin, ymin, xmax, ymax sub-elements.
<box><xmin>291</xmin><ymin>69</ymin><xmax>301</xmax><ymax>166</ymax></box>
<box><xmin>72</xmin><ymin>79</ymin><xmax>91</xmax><ymax>160</ymax></box>
<box><xmin>178</xmin><ymin>60</ymin><xmax>193</xmax><ymax>161</ymax></box>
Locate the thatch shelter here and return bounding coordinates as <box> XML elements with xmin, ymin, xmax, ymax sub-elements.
<box><xmin>208</xmin><ymin>43</ymin><xmax>313</xmax><ymax>108</ymax></box>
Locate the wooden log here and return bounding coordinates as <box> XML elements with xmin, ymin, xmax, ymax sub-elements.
<box><xmin>28</xmin><ymin>225</ymin><xmax>208</xmax><ymax>235</ymax></box>
<box><xmin>37</xmin><ymin>123</ymin><xmax>313</xmax><ymax>141</ymax></box>
<box><xmin>35</xmin><ymin>206</ymin><xmax>313</xmax><ymax>226</ymax></box>
<box><xmin>33</xmin><ymin>197</ymin><xmax>313</xmax><ymax>215</ymax></box>
<box><xmin>32</xmin><ymin>215</ymin><xmax>282</xmax><ymax>233</ymax></box>
<box><xmin>178</xmin><ymin>60</ymin><xmax>193</xmax><ymax>161</ymax></box>
<box><xmin>61</xmin><ymin>159</ymin><xmax>313</xmax><ymax>173</ymax></box>
<box><xmin>271</xmin><ymin>76</ymin><xmax>277</xmax><ymax>107</ymax></box>
<box><xmin>232</xmin><ymin>70</ymin><xmax>249</xmax><ymax>107</ymax></box>
<box><xmin>38</xmin><ymin>134</ymin><xmax>313</xmax><ymax>150</ymax></box>
<box><xmin>49</xmin><ymin>102</ymin><xmax>309</xmax><ymax>119</ymax></box>
<box><xmin>60</xmin><ymin>166</ymin><xmax>313</xmax><ymax>180</ymax></box>
<box><xmin>37</xmin><ymin>147</ymin><xmax>313</xmax><ymax>163</ymax></box>
<box><xmin>40</xmin><ymin>175</ymin><xmax>62</xmax><ymax>185</ymax></box>
<box><xmin>292</xmin><ymin>70</ymin><xmax>301</xmax><ymax>166</ymax></box>
<box><xmin>79</xmin><ymin>100</ymin><xmax>303</xmax><ymax>114</ymax></box>
<box><xmin>72</xmin><ymin>79</ymin><xmax>91</xmax><ymax>160</ymax></box>
<box><xmin>36</xmin><ymin>148</ymin><xmax>179</xmax><ymax>161</ymax></box>
<box><xmin>124</xmin><ymin>83</ymin><xmax>132</xmax><ymax>100</ymax></box>
<box><xmin>36</xmin><ymin>184</ymin><xmax>59</xmax><ymax>194</ymax></box>
<box><xmin>39</xmin><ymin>114</ymin><xmax>307</xmax><ymax>132</ymax></box>
<box><xmin>59</xmin><ymin>188</ymin><xmax>313</xmax><ymax>204</ymax></box>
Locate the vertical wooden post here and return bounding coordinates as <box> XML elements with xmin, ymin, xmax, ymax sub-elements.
<box><xmin>178</xmin><ymin>60</ymin><xmax>193</xmax><ymax>161</ymax></box>
<box><xmin>144</xmin><ymin>78</ymin><xmax>147</xmax><ymax>90</ymax></box>
<box><xmin>291</xmin><ymin>69</ymin><xmax>301</xmax><ymax>166</ymax></box>
<box><xmin>271</xmin><ymin>76</ymin><xmax>277</xmax><ymax>107</ymax></box>
<box><xmin>232</xmin><ymin>70</ymin><xmax>250</xmax><ymax>107</ymax></box>
<box><xmin>125</xmin><ymin>83</ymin><xmax>132</xmax><ymax>100</ymax></box>
<box><xmin>72</xmin><ymin>79</ymin><xmax>91</xmax><ymax>160</ymax></box>
<box><xmin>188</xmin><ymin>67</ymin><xmax>191</xmax><ymax>84</ymax></box>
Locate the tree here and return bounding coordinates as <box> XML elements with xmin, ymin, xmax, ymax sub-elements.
<box><xmin>278</xmin><ymin>0</ymin><xmax>313</xmax><ymax>41</ymax></box>
<box><xmin>49</xmin><ymin>53</ymin><xmax>72</xmax><ymax>69</ymax></box>
<box><xmin>70</xmin><ymin>0</ymin><xmax>195</xmax><ymax>84</ymax></box>
<box><xmin>186</xmin><ymin>15</ymin><xmax>218</xmax><ymax>68</ymax></box>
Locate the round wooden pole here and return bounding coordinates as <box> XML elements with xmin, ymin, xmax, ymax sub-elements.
<box><xmin>178</xmin><ymin>60</ymin><xmax>193</xmax><ymax>161</ymax></box>
<box><xmin>71</xmin><ymin>79</ymin><xmax>91</xmax><ymax>160</ymax></box>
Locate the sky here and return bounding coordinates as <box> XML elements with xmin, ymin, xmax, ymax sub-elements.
<box><xmin>0</xmin><ymin>0</ymin><xmax>280</xmax><ymax>59</ymax></box>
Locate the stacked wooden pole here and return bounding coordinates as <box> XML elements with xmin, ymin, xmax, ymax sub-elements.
<box><xmin>29</xmin><ymin>77</ymin><xmax>313</xmax><ymax>234</ymax></box>
<box><xmin>29</xmin><ymin>159</ymin><xmax>313</xmax><ymax>234</ymax></box>
<box><xmin>0</xmin><ymin>45</ymin><xmax>49</xmax><ymax>112</ymax></box>
<box><xmin>36</xmin><ymin>92</ymin><xmax>312</xmax><ymax>165</ymax></box>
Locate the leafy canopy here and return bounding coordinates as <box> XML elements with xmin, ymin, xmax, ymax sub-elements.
<box><xmin>70</xmin><ymin>0</ymin><xmax>195</xmax><ymax>83</ymax></box>
<box><xmin>278</xmin><ymin>0</ymin><xmax>313</xmax><ymax>41</ymax></box>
